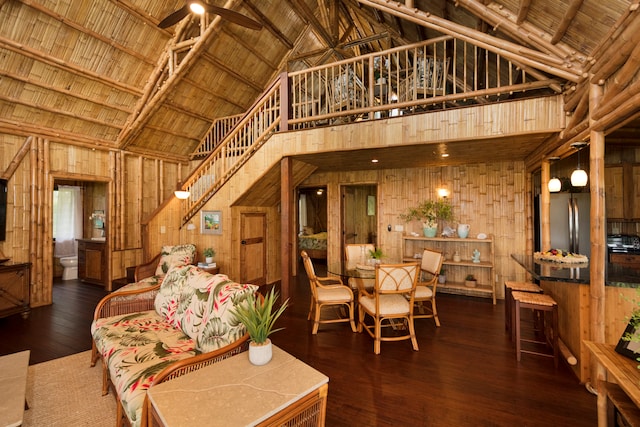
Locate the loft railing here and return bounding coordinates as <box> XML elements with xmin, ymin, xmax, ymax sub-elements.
<box><xmin>179</xmin><ymin>37</ymin><xmax>562</xmax><ymax>224</ymax></box>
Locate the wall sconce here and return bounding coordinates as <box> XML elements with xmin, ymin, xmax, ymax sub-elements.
<box><xmin>437</xmin><ymin>188</ymin><xmax>450</xmax><ymax>198</ymax></box>
<box><xmin>186</xmin><ymin>223</ymin><xmax>196</xmax><ymax>231</ymax></box>
<box><xmin>547</xmin><ymin>156</ymin><xmax>561</xmax><ymax>193</ymax></box>
<box><xmin>570</xmin><ymin>142</ymin><xmax>588</xmax><ymax>187</ymax></box>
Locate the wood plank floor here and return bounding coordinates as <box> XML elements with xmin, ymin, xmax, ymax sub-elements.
<box><xmin>0</xmin><ymin>267</ymin><xmax>597</xmax><ymax>426</ymax></box>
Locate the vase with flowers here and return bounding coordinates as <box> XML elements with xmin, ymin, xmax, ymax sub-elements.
<box><xmin>399</xmin><ymin>199</ymin><xmax>454</xmax><ymax>237</ymax></box>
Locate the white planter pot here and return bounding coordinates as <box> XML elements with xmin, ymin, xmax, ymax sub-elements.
<box><xmin>205</xmin><ymin>257</ymin><xmax>213</xmax><ymax>264</ymax></box>
<box><xmin>248</xmin><ymin>339</ymin><xmax>272</xmax><ymax>366</ymax></box>
<box><xmin>438</xmin><ymin>275</ymin><xmax>446</xmax><ymax>284</ymax></box>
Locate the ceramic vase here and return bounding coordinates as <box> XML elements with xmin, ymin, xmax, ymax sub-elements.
<box><xmin>249</xmin><ymin>339</ymin><xmax>272</xmax><ymax>365</ymax></box>
<box><xmin>457</xmin><ymin>224</ymin><xmax>470</xmax><ymax>239</ymax></box>
<box><xmin>205</xmin><ymin>257</ymin><xmax>213</xmax><ymax>264</ymax></box>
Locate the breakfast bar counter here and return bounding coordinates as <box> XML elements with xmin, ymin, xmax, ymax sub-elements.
<box><xmin>511</xmin><ymin>254</ymin><xmax>640</xmax><ymax>383</ymax></box>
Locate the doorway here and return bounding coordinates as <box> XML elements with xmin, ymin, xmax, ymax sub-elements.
<box><xmin>341</xmin><ymin>184</ymin><xmax>377</xmax><ymax>264</ymax></box>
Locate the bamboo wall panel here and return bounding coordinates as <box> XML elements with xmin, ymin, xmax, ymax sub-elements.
<box><xmin>123</xmin><ymin>155</ymin><xmax>142</xmax><ymax>249</ymax></box>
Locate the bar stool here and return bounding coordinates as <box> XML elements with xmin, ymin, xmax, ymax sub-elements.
<box><xmin>512</xmin><ymin>291</ymin><xmax>558</xmax><ymax>367</ymax></box>
<box><xmin>504</xmin><ymin>281</ymin><xmax>543</xmax><ymax>339</ymax></box>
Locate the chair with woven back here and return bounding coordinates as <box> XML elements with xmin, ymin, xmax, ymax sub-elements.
<box><xmin>344</xmin><ymin>243</ymin><xmax>375</xmax><ymax>292</ymax></box>
<box><xmin>412</xmin><ymin>248</ymin><xmax>444</xmax><ymax>327</ymax></box>
<box><xmin>301</xmin><ymin>250</ymin><xmax>357</xmax><ymax>335</ymax></box>
<box><xmin>357</xmin><ymin>262</ymin><xmax>420</xmax><ymax>354</ymax></box>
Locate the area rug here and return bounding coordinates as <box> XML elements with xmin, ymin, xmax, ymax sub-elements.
<box><xmin>23</xmin><ymin>351</ymin><xmax>115</xmax><ymax>426</ymax></box>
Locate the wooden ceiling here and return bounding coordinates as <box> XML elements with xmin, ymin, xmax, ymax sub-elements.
<box><xmin>1</xmin><ymin>0</ymin><xmax>639</xmax><ymax>166</ymax></box>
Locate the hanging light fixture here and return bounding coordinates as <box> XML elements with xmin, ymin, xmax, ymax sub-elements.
<box><xmin>547</xmin><ymin>156</ymin><xmax>561</xmax><ymax>193</ymax></box>
<box><xmin>570</xmin><ymin>142</ymin><xmax>588</xmax><ymax>187</ymax></box>
<box><xmin>174</xmin><ymin>181</ymin><xmax>190</xmax><ymax>200</ymax></box>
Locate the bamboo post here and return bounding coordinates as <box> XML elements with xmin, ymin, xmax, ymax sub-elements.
<box><xmin>280</xmin><ymin>157</ymin><xmax>293</xmax><ymax>302</ymax></box>
<box><xmin>540</xmin><ymin>160</ymin><xmax>551</xmax><ymax>251</ymax></box>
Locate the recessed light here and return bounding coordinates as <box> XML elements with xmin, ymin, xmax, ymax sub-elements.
<box><xmin>441</xmin><ymin>153</ymin><xmax>449</xmax><ymax>158</ymax></box>
<box><xmin>371</xmin><ymin>159</ymin><xmax>379</xmax><ymax>163</ymax></box>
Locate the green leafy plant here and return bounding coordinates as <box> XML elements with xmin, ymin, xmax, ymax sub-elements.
<box><xmin>203</xmin><ymin>248</ymin><xmax>215</xmax><ymax>258</ymax></box>
<box><xmin>369</xmin><ymin>248</ymin><xmax>384</xmax><ymax>259</ymax></box>
<box><xmin>232</xmin><ymin>288</ymin><xmax>289</xmax><ymax>344</ymax></box>
<box><xmin>399</xmin><ymin>199</ymin><xmax>454</xmax><ymax>228</ymax></box>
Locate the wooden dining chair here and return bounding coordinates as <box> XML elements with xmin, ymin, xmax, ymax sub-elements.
<box><xmin>357</xmin><ymin>262</ymin><xmax>420</xmax><ymax>354</ymax></box>
<box><xmin>301</xmin><ymin>251</ymin><xmax>357</xmax><ymax>334</ymax></box>
<box><xmin>344</xmin><ymin>243</ymin><xmax>375</xmax><ymax>291</ymax></box>
<box><xmin>412</xmin><ymin>248</ymin><xmax>444</xmax><ymax>326</ymax></box>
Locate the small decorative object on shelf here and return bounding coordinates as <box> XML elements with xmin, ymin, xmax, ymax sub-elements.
<box><xmin>452</xmin><ymin>251</ymin><xmax>461</xmax><ymax>262</ymax></box>
<box><xmin>438</xmin><ymin>268</ymin><xmax>446</xmax><ymax>284</ymax></box>
<box><xmin>232</xmin><ymin>288</ymin><xmax>289</xmax><ymax>366</ymax></box>
<box><xmin>464</xmin><ymin>274</ymin><xmax>477</xmax><ymax>288</ymax></box>
<box><xmin>472</xmin><ymin>249</ymin><xmax>481</xmax><ymax>263</ymax></box>
<box><xmin>457</xmin><ymin>223</ymin><xmax>470</xmax><ymax>238</ymax></box>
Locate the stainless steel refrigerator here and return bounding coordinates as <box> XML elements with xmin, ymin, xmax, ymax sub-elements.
<box><xmin>548</xmin><ymin>192</ymin><xmax>591</xmax><ymax>257</ymax></box>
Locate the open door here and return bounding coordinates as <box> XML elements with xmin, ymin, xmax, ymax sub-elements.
<box><xmin>239</xmin><ymin>212</ymin><xmax>266</xmax><ymax>286</ymax></box>
<box><xmin>341</xmin><ymin>184</ymin><xmax>377</xmax><ymax>263</ymax></box>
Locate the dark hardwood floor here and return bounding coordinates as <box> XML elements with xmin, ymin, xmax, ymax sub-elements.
<box><xmin>0</xmin><ymin>266</ymin><xmax>597</xmax><ymax>426</ymax></box>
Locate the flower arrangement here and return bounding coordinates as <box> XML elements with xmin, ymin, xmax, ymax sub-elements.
<box><xmin>369</xmin><ymin>248</ymin><xmax>384</xmax><ymax>260</ymax></box>
<box><xmin>203</xmin><ymin>248</ymin><xmax>215</xmax><ymax>258</ymax></box>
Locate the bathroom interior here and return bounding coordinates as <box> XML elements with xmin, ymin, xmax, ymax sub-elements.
<box><xmin>53</xmin><ymin>180</ymin><xmax>107</xmax><ymax>280</ymax></box>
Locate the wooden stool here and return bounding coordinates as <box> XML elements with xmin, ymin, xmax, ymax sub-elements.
<box><xmin>512</xmin><ymin>291</ymin><xmax>558</xmax><ymax>367</ymax></box>
<box><xmin>504</xmin><ymin>281</ymin><xmax>542</xmax><ymax>339</ymax></box>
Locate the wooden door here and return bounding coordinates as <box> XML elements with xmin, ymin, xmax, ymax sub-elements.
<box><xmin>240</xmin><ymin>212</ymin><xmax>266</xmax><ymax>286</ymax></box>
<box><xmin>341</xmin><ymin>185</ymin><xmax>377</xmax><ymax>263</ymax></box>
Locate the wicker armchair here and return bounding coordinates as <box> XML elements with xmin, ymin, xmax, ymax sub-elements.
<box><xmin>344</xmin><ymin>243</ymin><xmax>375</xmax><ymax>291</ymax></box>
<box><xmin>412</xmin><ymin>248</ymin><xmax>444</xmax><ymax>326</ymax></box>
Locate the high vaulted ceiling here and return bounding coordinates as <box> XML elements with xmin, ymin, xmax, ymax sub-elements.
<box><xmin>1</xmin><ymin>0</ymin><xmax>639</xmax><ymax>164</ymax></box>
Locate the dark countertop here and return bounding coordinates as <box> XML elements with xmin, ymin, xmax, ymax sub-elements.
<box><xmin>510</xmin><ymin>254</ymin><xmax>640</xmax><ymax>288</ymax></box>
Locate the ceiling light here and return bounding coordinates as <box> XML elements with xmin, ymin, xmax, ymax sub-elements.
<box><xmin>371</xmin><ymin>159</ymin><xmax>379</xmax><ymax>163</ymax></box>
<box><xmin>441</xmin><ymin>153</ymin><xmax>449</xmax><ymax>158</ymax></box>
<box><xmin>189</xmin><ymin>2</ymin><xmax>206</xmax><ymax>15</ymax></box>
<box><xmin>174</xmin><ymin>190</ymin><xmax>190</xmax><ymax>199</ymax></box>
<box><xmin>570</xmin><ymin>142</ymin><xmax>588</xmax><ymax>187</ymax></box>
<box><xmin>547</xmin><ymin>156</ymin><xmax>561</xmax><ymax>192</ymax></box>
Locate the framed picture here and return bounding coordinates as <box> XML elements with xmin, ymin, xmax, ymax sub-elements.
<box><xmin>615</xmin><ymin>318</ymin><xmax>640</xmax><ymax>360</ymax></box>
<box><xmin>367</xmin><ymin>195</ymin><xmax>376</xmax><ymax>216</ymax></box>
<box><xmin>201</xmin><ymin>210</ymin><xmax>222</xmax><ymax>235</ymax></box>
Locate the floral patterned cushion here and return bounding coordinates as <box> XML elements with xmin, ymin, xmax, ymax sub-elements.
<box><xmin>154</xmin><ymin>265</ymin><xmax>257</xmax><ymax>352</ymax></box>
<box><xmin>154</xmin><ymin>244</ymin><xmax>196</xmax><ymax>276</ymax></box>
<box><xmin>91</xmin><ymin>310</ymin><xmax>198</xmax><ymax>427</ymax></box>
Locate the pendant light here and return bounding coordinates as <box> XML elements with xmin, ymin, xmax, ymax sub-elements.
<box><xmin>570</xmin><ymin>142</ymin><xmax>588</xmax><ymax>187</ymax></box>
<box><xmin>174</xmin><ymin>181</ymin><xmax>190</xmax><ymax>200</ymax></box>
<box><xmin>547</xmin><ymin>156</ymin><xmax>561</xmax><ymax>193</ymax></box>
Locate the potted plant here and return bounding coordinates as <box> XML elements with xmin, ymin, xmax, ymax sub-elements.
<box><xmin>368</xmin><ymin>248</ymin><xmax>384</xmax><ymax>265</ymax></box>
<box><xmin>203</xmin><ymin>247</ymin><xmax>215</xmax><ymax>264</ymax></box>
<box><xmin>399</xmin><ymin>199</ymin><xmax>454</xmax><ymax>237</ymax></box>
<box><xmin>438</xmin><ymin>268</ymin><xmax>446</xmax><ymax>284</ymax></box>
<box><xmin>231</xmin><ymin>288</ymin><xmax>289</xmax><ymax>365</ymax></box>
<box><xmin>464</xmin><ymin>274</ymin><xmax>477</xmax><ymax>288</ymax></box>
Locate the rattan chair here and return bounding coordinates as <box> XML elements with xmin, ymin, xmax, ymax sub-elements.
<box><xmin>412</xmin><ymin>248</ymin><xmax>444</xmax><ymax>326</ymax></box>
<box><xmin>301</xmin><ymin>250</ymin><xmax>357</xmax><ymax>335</ymax></box>
<box><xmin>344</xmin><ymin>243</ymin><xmax>375</xmax><ymax>291</ymax></box>
<box><xmin>358</xmin><ymin>262</ymin><xmax>420</xmax><ymax>354</ymax></box>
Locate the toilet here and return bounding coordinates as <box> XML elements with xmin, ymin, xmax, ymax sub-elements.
<box><xmin>60</xmin><ymin>256</ymin><xmax>78</xmax><ymax>280</ymax></box>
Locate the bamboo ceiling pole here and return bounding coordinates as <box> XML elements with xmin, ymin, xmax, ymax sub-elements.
<box><xmin>589</xmin><ymin>14</ymin><xmax>640</xmax><ymax>84</ymax></box>
<box><xmin>355</xmin><ymin>0</ymin><xmax>582</xmax><ymax>82</ymax></box>
<box><xmin>595</xmin><ymin>43</ymin><xmax>640</xmax><ymax>109</ymax></box>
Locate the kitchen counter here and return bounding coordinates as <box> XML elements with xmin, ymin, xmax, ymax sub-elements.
<box><xmin>510</xmin><ymin>254</ymin><xmax>640</xmax><ymax>287</ymax></box>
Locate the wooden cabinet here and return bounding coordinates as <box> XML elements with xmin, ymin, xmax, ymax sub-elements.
<box><xmin>77</xmin><ymin>239</ymin><xmax>107</xmax><ymax>288</ymax></box>
<box><xmin>610</xmin><ymin>253</ymin><xmax>640</xmax><ymax>269</ymax></box>
<box><xmin>0</xmin><ymin>262</ymin><xmax>31</xmax><ymax>319</ymax></box>
<box><xmin>403</xmin><ymin>236</ymin><xmax>495</xmax><ymax>304</ymax></box>
<box><xmin>605</xmin><ymin>163</ymin><xmax>640</xmax><ymax>220</ymax></box>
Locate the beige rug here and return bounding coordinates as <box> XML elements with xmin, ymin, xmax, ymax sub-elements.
<box><xmin>23</xmin><ymin>351</ymin><xmax>116</xmax><ymax>427</ymax></box>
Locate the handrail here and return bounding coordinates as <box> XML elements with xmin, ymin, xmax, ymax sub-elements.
<box><xmin>179</xmin><ymin>77</ymin><xmax>282</xmax><ymax>224</ymax></box>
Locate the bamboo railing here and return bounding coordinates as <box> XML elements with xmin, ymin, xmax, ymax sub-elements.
<box><xmin>178</xmin><ymin>36</ymin><xmax>562</xmax><ymax>225</ymax></box>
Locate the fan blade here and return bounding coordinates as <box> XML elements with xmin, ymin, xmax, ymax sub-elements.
<box><xmin>204</xmin><ymin>5</ymin><xmax>262</xmax><ymax>30</ymax></box>
<box><xmin>158</xmin><ymin>5</ymin><xmax>191</xmax><ymax>29</ymax></box>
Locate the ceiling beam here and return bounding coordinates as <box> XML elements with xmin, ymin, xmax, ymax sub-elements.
<box><xmin>243</xmin><ymin>0</ymin><xmax>294</xmax><ymax>49</ymax></box>
<box><xmin>550</xmin><ymin>0</ymin><xmax>584</xmax><ymax>44</ymax></box>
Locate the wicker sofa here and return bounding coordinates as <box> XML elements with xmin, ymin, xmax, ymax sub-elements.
<box><xmin>91</xmin><ymin>264</ymin><xmax>258</xmax><ymax>427</ymax></box>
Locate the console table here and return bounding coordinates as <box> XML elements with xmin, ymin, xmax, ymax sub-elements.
<box><xmin>147</xmin><ymin>345</ymin><xmax>329</xmax><ymax>426</ymax></box>
<box><xmin>0</xmin><ymin>262</ymin><xmax>31</xmax><ymax>319</ymax></box>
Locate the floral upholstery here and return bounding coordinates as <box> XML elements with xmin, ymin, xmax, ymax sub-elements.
<box><xmin>91</xmin><ymin>264</ymin><xmax>257</xmax><ymax>427</ymax></box>
<box><xmin>155</xmin><ymin>244</ymin><xmax>197</xmax><ymax>276</ymax></box>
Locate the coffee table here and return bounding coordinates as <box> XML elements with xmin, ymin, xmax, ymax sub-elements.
<box><xmin>0</xmin><ymin>350</ymin><xmax>30</xmax><ymax>427</ymax></box>
<box><xmin>147</xmin><ymin>345</ymin><xmax>328</xmax><ymax>426</ymax></box>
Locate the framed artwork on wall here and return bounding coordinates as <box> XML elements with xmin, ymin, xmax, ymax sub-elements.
<box><xmin>201</xmin><ymin>210</ymin><xmax>222</xmax><ymax>235</ymax></box>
